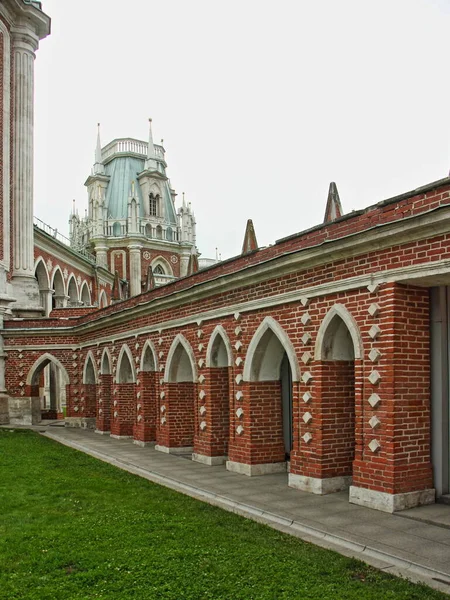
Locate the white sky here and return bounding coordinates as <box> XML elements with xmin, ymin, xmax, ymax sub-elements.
<box><xmin>34</xmin><ymin>0</ymin><xmax>450</xmax><ymax>261</ymax></box>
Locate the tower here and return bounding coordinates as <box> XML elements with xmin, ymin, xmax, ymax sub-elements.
<box><xmin>70</xmin><ymin>120</ymin><xmax>197</xmax><ymax>298</ymax></box>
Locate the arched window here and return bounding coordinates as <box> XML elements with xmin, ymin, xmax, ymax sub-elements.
<box><xmin>156</xmin><ymin>225</ymin><xmax>162</xmax><ymax>239</ymax></box>
<box><xmin>149</xmin><ymin>193</ymin><xmax>159</xmax><ymax>217</ymax></box>
<box><xmin>113</xmin><ymin>222</ymin><xmax>121</xmax><ymax>236</ymax></box>
<box><xmin>166</xmin><ymin>227</ymin><xmax>173</xmax><ymax>241</ymax></box>
<box><xmin>145</xmin><ymin>223</ymin><xmax>152</xmax><ymax>237</ymax></box>
<box><xmin>153</xmin><ymin>264</ymin><xmax>164</xmax><ymax>275</ymax></box>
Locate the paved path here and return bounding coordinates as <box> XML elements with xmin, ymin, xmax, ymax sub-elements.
<box><xmin>11</xmin><ymin>423</ymin><xmax>450</xmax><ymax>595</ymax></box>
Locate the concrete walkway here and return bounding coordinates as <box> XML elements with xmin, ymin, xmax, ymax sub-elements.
<box><xmin>9</xmin><ymin>423</ymin><xmax>450</xmax><ymax>595</ymax></box>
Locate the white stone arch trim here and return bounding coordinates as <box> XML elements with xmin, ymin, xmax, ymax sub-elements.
<box><xmin>206</xmin><ymin>325</ymin><xmax>233</xmax><ymax>367</ymax></box>
<box><xmin>164</xmin><ymin>334</ymin><xmax>197</xmax><ymax>383</ymax></box>
<box><xmin>67</xmin><ymin>273</ymin><xmax>79</xmax><ymax>301</ymax></box>
<box><xmin>34</xmin><ymin>257</ymin><xmax>50</xmax><ymax>288</ymax></box>
<box><xmin>26</xmin><ymin>353</ymin><xmax>70</xmax><ymax>386</ymax></box>
<box><xmin>151</xmin><ymin>255</ymin><xmax>173</xmax><ymax>277</ymax></box>
<box><xmin>0</xmin><ymin>20</ymin><xmax>10</xmax><ymax>269</ymax></box>
<box><xmin>50</xmin><ymin>265</ymin><xmax>65</xmax><ymax>294</ymax></box>
<box><xmin>98</xmin><ymin>289</ymin><xmax>108</xmax><ymax>308</ymax></box>
<box><xmin>314</xmin><ymin>303</ymin><xmax>364</xmax><ymax>361</ymax></box>
<box><xmin>140</xmin><ymin>339</ymin><xmax>159</xmax><ymax>372</ymax></box>
<box><xmin>80</xmin><ymin>280</ymin><xmax>92</xmax><ymax>305</ymax></box>
<box><xmin>243</xmin><ymin>316</ymin><xmax>301</xmax><ymax>382</ymax></box>
<box><xmin>115</xmin><ymin>344</ymin><xmax>137</xmax><ymax>384</ymax></box>
<box><xmin>100</xmin><ymin>347</ymin><xmax>112</xmax><ymax>375</ymax></box>
<box><xmin>83</xmin><ymin>350</ymin><xmax>99</xmax><ymax>384</ymax></box>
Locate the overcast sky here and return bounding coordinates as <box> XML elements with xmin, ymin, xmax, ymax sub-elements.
<box><xmin>34</xmin><ymin>0</ymin><xmax>450</xmax><ymax>261</ymax></box>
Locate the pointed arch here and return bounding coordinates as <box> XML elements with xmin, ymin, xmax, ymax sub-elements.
<box><xmin>35</xmin><ymin>257</ymin><xmax>50</xmax><ymax>289</ymax></box>
<box><xmin>98</xmin><ymin>289</ymin><xmax>108</xmax><ymax>308</ymax></box>
<box><xmin>165</xmin><ymin>334</ymin><xmax>197</xmax><ymax>383</ymax></box>
<box><xmin>314</xmin><ymin>304</ymin><xmax>363</xmax><ymax>361</ymax></box>
<box><xmin>83</xmin><ymin>351</ymin><xmax>99</xmax><ymax>384</ymax></box>
<box><xmin>151</xmin><ymin>255</ymin><xmax>173</xmax><ymax>276</ymax></box>
<box><xmin>140</xmin><ymin>340</ymin><xmax>158</xmax><ymax>372</ymax></box>
<box><xmin>243</xmin><ymin>316</ymin><xmax>300</xmax><ymax>382</ymax></box>
<box><xmin>116</xmin><ymin>344</ymin><xmax>136</xmax><ymax>383</ymax></box>
<box><xmin>100</xmin><ymin>348</ymin><xmax>112</xmax><ymax>375</ymax></box>
<box><xmin>206</xmin><ymin>325</ymin><xmax>233</xmax><ymax>367</ymax></box>
<box><xmin>51</xmin><ymin>266</ymin><xmax>65</xmax><ymax>296</ymax></box>
<box><xmin>26</xmin><ymin>353</ymin><xmax>70</xmax><ymax>386</ymax></box>
<box><xmin>67</xmin><ymin>274</ymin><xmax>79</xmax><ymax>304</ymax></box>
<box><xmin>80</xmin><ymin>281</ymin><xmax>91</xmax><ymax>306</ymax></box>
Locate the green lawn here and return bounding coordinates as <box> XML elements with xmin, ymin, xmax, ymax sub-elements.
<box><xmin>0</xmin><ymin>430</ymin><xmax>446</xmax><ymax>600</ymax></box>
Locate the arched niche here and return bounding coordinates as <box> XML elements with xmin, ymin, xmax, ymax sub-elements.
<box><xmin>206</xmin><ymin>325</ymin><xmax>233</xmax><ymax>367</ymax></box>
<box><xmin>151</xmin><ymin>256</ymin><xmax>173</xmax><ymax>277</ymax></box>
<box><xmin>51</xmin><ymin>267</ymin><xmax>65</xmax><ymax>296</ymax></box>
<box><xmin>314</xmin><ymin>304</ymin><xmax>363</xmax><ymax>361</ymax></box>
<box><xmin>101</xmin><ymin>348</ymin><xmax>112</xmax><ymax>375</ymax></box>
<box><xmin>80</xmin><ymin>282</ymin><xmax>91</xmax><ymax>306</ymax></box>
<box><xmin>83</xmin><ymin>352</ymin><xmax>98</xmax><ymax>384</ymax></box>
<box><xmin>140</xmin><ymin>340</ymin><xmax>158</xmax><ymax>372</ymax></box>
<box><xmin>116</xmin><ymin>345</ymin><xmax>136</xmax><ymax>383</ymax></box>
<box><xmin>26</xmin><ymin>353</ymin><xmax>70</xmax><ymax>387</ymax></box>
<box><xmin>165</xmin><ymin>335</ymin><xmax>197</xmax><ymax>383</ymax></box>
<box><xmin>67</xmin><ymin>275</ymin><xmax>78</xmax><ymax>305</ymax></box>
<box><xmin>35</xmin><ymin>258</ymin><xmax>50</xmax><ymax>290</ymax></box>
<box><xmin>243</xmin><ymin>317</ymin><xmax>300</xmax><ymax>382</ymax></box>
<box><xmin>99</xmin><ymin>290</ymin><xmax>108</xmax><ymax>309</ymax></box>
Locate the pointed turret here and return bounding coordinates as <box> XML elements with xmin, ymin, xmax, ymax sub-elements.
<box><xmin>323</xmin><ymin>182</ymin><xmax>343</xmax><ymax>223</ymax></box>
<box><xmin>241</xmin><ymin>219</ymin><xmax>258</xmax><ymax>254</ymax></box>
<box><xmin>145</xmin><ymin>118</ymin><xmax>156</xmax><ymax>170</ymax></box>
<box><xmin>93</xmin><ymin>123</ymin><xmax>105</xmax><ymax>175</ymax></box>
<box><xmin>145</xmin><ymin>265</ymin><xmax>155</xmax><ymax>291</ymax></box>
<box><xmin>187</xmin><ymin>253</ymin><xmax>199</xmax><ymax>275</ymax></box>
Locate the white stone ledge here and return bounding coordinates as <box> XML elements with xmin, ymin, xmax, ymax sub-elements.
<box><xmin>349</xmin><ymin>485</ymin><xmax>435</xmax><ymax>513</ymax></box>
<box><xmin>289</xmin><ymin>474</ymin><xmax>352</xmax><ymax>495</ymax></box>
<box><xmin>192</xmin><ymin>453</ymin><xmax>226</xmax><ymax>466</ymax></box>
<box><xmin>94</xmin><ymin>429</ymin><xmax>111</xmax><ymax>435</ymax></box>
<box><xmin>110</xmin><ymin>434</ymin><xmax>133</xmax><ymax>440</ymax></box>
<box><xmin>133</xmin><ymin>439</ymin><xmax>156</xmax><ymax>448</ymax></box>
<box><xmin>155</xmin><ymin>444</ymin><xmax>194</xmax><ymax>455</ymax></box>
<box><xmin>226</xmin><ymin>460</ymin><xmax>287</xmax><ymax>476</ymax></box>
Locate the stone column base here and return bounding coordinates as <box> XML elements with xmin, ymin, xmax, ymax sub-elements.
<box><xmin>192</xmin><ymin>453</ymin><xmax>226</xmax><ymax>466</ymax></box>
<box><xmin>0</xmin><ymin>394</ymin><xmax>9</xmax><ymax>424</ymax></box>
<box><xmin>155</xmin><ymin>445</ymin><xmax>194</xmax><ymax>455</ymax></box>
<box><xmin>133</xmin><ymin>439</ymin><xmax>156</xmax><ymax>448</ymax></box>
<box><xmin>349</xmin><ymin>486</ymin><xmax>436</xmax><ymax>513</ymax></box>
<box><xmin>95</xmin><ymin>429</ymin><xmax>111</xmax><ymax>435</ymax></box>
<box><xmin>65</xmin><ymin>417</ymin><xmax>96</xmax><ymax>429</ymax></box>
<box><xmin>289</xmin><ymin>474</ymin><xmax>352</xmax><ymax>495</ymax></box>
<box><xmin>110</xmin><ymin>434</ymin><xmax>133</xmax><ymax>440</ymax></box>
<box><xmin>226</xmin><ymin>460</ymin><xmax>287</xmax><ymax>476</ymax></box>
<box><xmin>8</xmin><ymin>397</ymin><xmax>41</xmax><ymax>425</ymax></box>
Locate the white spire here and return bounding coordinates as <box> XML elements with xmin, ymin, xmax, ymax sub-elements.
<box><xmin>145</xmin><ymin>118</ymin><xmax>156</xmax><ymax>170</ymax></box>
<box><xmin>93</xmin><ymin>123</ymin><xmax>105</xmax><ymax>175</ymax></box>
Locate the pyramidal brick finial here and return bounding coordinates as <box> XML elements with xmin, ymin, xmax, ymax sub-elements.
<box><xmin>111</xmin><ymin>270</ymin><xmax>122</xmax><ymax>302</ymax></box>
<box><xmin>146</xmin><ymin>265</ymin><xmax>155</xmax><ymax>291</ymax></box>
<box><xmin>323</xmin><ymin>182</ymin><xmax>343</xmax><ymax>223</ymax></box>
<box><xmin>187</xmin><ymin>253</ymin><xmax>199</xmax><ymax>275</ymax></box>
<box><xmin>241</xmin><ymin>219</ymin><xmax>258</xmax><ymax>254</ymax></box>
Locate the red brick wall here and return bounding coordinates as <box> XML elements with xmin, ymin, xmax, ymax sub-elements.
<box><xmin>229</xmin><ymin>381</ymin><xmax>285</xmax><ymax>466</ymax></box>
<box><xmin>158</xmin><ymin>382</ymin><xmax>195</xmax><ymax>448</ymax></box>
<box><xmin>96</xmin><ymin>374</ymin><xmax>111</xmax><ymax>432</ymax></box>
<box><xmin>82</xmin><ymin>383</ymin><xmax>96</xmax><ymax>419</ymax></box>
<box><xmin>134</xmin><ymin>371</ymin><xmax>158</xmax><ymax>443</ymax></box>
<box><xmin>110</xmin><ymin>382</ymin><xmax>135</xmax><ymax>437</ymax></box>
<box><xmin>194</xmin><ymin>366</ymin><xmax>230</xmax><ymax>458</ymax></box>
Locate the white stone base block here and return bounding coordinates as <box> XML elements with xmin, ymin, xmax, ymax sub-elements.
<box><xmin>289</xmin><ymin>473</ymin><xmax>352</xmax><ymax>494</ymax></box>
<box><xmin>110</xmin><ymin>434</ymin><xmax>133</xmax><ymax>440</ymax></box>
<box><xmin>10</xmin><ymin>276</ymin><xmax>44</xmax><ymax>317</ymax></box>
<box><xmin>95</xmin><ymin>429</ymin><xmax>111</xmax><ymax>435</ymax></box>
<box><xmin>226</xmin><ymin>460</ymin><xmax>287</xmax><ymax>476</ymax></box>
<box><xmin>8</xmin><ymin>397</ymin><xmax>41</xmax><ymax>425</ymax></box>
<box><xmin>155</xmin><ymin>445</ymin><xmax>194</xmax><ymax>455</ymax></box>
<box><xmin>0</xmin><ymin>395</ymin><xmax>9</xmax><ymax>425</ymax></box>
<box><xmin>349</xmin><ymin>485</ymin><xmax>436</xmax><ymax>513</ymax></box>
<box><xmin>133</xmin><ymin>440</ymin><xmax>156</xmax><ymax>448</ymax></box>
<box><xmin>192</xmin><ymin>453</ymin><xmax>226</xmax><ymax>466</ymax></box>
<box><xmin>65</xmin><ymin>417</ymin><xmax>96</xmax><ymax>429</ymax></box>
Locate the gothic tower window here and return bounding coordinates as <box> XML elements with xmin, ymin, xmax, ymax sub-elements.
<box><xmin>149</xmin><ymin>193</ymin><xmax>160</xmax><ymax>217</ymax></box>
<box><xmin>154</xmin><ymin>264</ymin><xmax>164</xmax><ymax>275</ymax></box>
<box><xmin>156</xmin><ymin>225</ymin><xmax>163</xmax><ymax>239</ymax></box>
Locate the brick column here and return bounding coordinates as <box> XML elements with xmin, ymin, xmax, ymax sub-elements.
<box><xmin>193</xmin><ymin>366</ymin><xmax>230</xmax><ymax>465</ymax></box>
<box><xmin>227</xmin><ymin>380</ymin><xmax>286</xmax><ymax>476</ymax></box>
<box><xmin>110</xmin><ymin>382</ymin><xmax>135</xmax><ymax>438</ymax></box>
<box><xmin>134</xmin><ymin>371</ymin><xmax>158</xmax><ymax>445</ymax></box>
<box><xmin>156</xmin><ymin>382</ymin><xmax>195</xmax><ymax>452</ymax></box>
<box><xmin>96</xmin><ymin>374</ymin><xmax>112</xmax><ymax>433</ymax></box>
<box><xmin>350</xmin><ymin>283</ymin><xmax>434</xmax><ymax>512</ymax></box>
